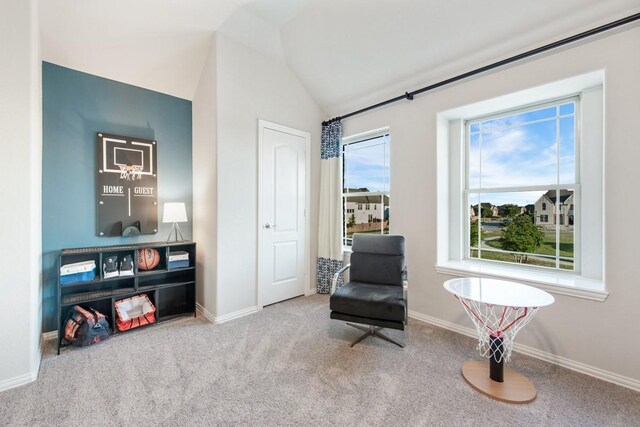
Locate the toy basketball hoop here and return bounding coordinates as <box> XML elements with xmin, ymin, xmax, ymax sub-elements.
<box><xmin>118</xmin><ymin>164</ymin><xmax>143</xmax><ymax>181</ymax></box>
<box><xmin>457</xmin><ymin>295</ymin><xmax>538</xmax><ymax>367</ymax></box>
<box><xmin>444</xmin><ymin>277</ymin><xmax>554</xmax><ymax>403</ymax></box>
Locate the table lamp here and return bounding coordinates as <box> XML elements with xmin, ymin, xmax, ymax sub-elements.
<box><xmin>163</xmin><ymin>202</ymin><xmax>187</xmax><ymax>242</ymax></box>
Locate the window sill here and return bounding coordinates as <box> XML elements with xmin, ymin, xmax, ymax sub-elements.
<box><xmin>435</xmin><ymin>260</ymin><xmax>608</xmax><ymax>302</ymax></box>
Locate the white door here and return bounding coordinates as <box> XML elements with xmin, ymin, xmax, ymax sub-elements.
<box><xmin>259</xmin><ymin>121</ymin><xmax>309</xmax><ymax>307</ymax></box>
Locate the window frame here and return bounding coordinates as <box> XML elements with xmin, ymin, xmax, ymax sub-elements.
<box><xmin>435</xmin><ymin>72</ymin><xmax>606</xmax><ymax>301</ymax></box>
<box><xmin>341</xmin><ymin>127</ymin><xmax>391</xmax><ymax>249</ymax></box>
<box><xmin>463</xmin><ymin>95</ymin><xmax>581</xmax><ymax>272</ymax></box>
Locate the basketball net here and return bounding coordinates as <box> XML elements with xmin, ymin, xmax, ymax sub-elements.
<box><xmin>455</xmin><ymin>296</ymin><xmax>540</xmax><ymax>363</ymax></box>
<box><xmin>118</xmin><ymin>164</ymin><xmax>143</xmax><ymax>181</ymax></box>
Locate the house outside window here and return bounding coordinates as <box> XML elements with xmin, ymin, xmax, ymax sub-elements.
<box><xmin>467</xmin><ymin>96</ymin><xmax>578</xmax><ymax>271</ymax></box>
<box><xmin>342</xmin><ymin>128</ymin><xmax>390</xmax><ymax>247</ymax></box>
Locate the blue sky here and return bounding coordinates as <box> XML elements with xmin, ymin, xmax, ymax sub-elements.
<box><xmin>343</xmin><ymin>134</ymin><xmax>390</xmax><ymax>193</ymax></box>
<box><xmin>468</xmin><ymin>102</ymin><xmax>575</xmax><ymax>206</ymax></box>
<box><xmin>341</xmin><ymin>102</ymin><xmax>575</xmax><ymax>208</ymax></box>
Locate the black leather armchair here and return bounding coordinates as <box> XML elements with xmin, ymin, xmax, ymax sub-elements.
<box><xmin>329</xmin><ymin>234</ymin><xmax>407</xmax><ymax>347</ymax></box>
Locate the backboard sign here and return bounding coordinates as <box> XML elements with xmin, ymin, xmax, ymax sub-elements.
<box><xmin>96</xmin><ymin>132</ymin><xmax>158</xmax><ymax>237</ymax></box>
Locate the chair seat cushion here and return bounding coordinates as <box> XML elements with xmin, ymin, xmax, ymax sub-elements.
<box><xmin>330</xmin><ymin>281</ymin><xmax>406</xmax><ymax>322</ymax></box>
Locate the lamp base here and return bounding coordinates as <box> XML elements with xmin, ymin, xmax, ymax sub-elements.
<box><xmin>166</xmin><ymin>222</ymin><xmax>185</xmax><ymax>243</ymax></box>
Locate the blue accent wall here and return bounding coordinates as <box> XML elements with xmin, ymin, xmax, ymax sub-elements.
<box><xmin>42</xmin><ymin>62</ymin><xmax>192</xmax><ymax>331</ymax></box>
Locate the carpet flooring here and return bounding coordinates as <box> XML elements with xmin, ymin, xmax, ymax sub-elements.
<box><xmin>1</xmin><ymin>294</ymin><xmax>639</xmax><ymax>426</ymax></box>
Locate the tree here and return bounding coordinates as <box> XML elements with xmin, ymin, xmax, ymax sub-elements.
<box><xmin>347</xmin><ymin>214</ymin><xmax>356</xmax><ymax>229</ymax></box>
<box><xmin>502</xmin><ymin>204</ymin><xmax>520</xmax><ymax>219</ymax></box>
<box><xmin>469</xmin><ymin>220</ymin><xmax>484</xmax><ymax>247</ymax></box>
<box><xmin>501</xmin><ymin>215</ymin><xmax>545</xmax><ymax>263</ymax></box>
<box><xmin>482</xmin><ymin>207</ymin><xmax>494</xmax><ymax>218</ymax></box>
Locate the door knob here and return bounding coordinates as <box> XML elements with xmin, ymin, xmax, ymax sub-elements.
<box><xmin>264</xmin><ymin>223</ymin><xmax>276</xmax><ymax>229</ymax></box>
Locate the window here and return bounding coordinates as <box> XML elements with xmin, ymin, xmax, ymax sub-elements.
<box><xmin>342</xmin><ymin>128</ymin><xmax>390</xmax><ymax>247</ymax></box>
<box><xmin>437</xmin><ymin>72</ymin><xmax>605</xmax><ymax>299</ymax></box>
<box><xmin>467</xmin><ymin>97</ymin><xmax>578</xmax><ymax>271</ymax></box>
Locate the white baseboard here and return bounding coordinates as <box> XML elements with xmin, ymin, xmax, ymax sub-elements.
<box><xmin>196</xmin><ymin>303</ymin><xmax>259</xmax><ymax>325</ymax></box>
<box><xmin>195</xmin><ymin>303</ymin><xmax>215</xmax><ymax>323</ymax></box>
<box><xmin>1</xmin><ymin>333</ymin><xmax>45</xmax><ymax>393</ymax></box>
<box><xmin>408</xmin><ymin>310</ymin><xmax>640</xmax><ymax>393</ymax></box>
<box><xmin>305</xmin><ymin>288</ymin><xmax>317</xmax><ymax>296</ymax></box>
<box><xmin>215</xmin><ymin>306</ymin><xmax>259</xmax><ymax>324</ymax></box>
<box><xmin>0</xmin><ymin>371</ymin><xmax>38</xmax><ymax>393</ymax></box>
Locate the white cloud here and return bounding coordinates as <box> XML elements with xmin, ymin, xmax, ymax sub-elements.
<box><xmin>472</xmin><ymin>127</ymin><xmax>560</xmax><ymax>189</ymax></box>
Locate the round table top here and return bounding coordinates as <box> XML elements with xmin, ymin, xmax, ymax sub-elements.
<box><xmin>443</xmin><ymin>277</ymin><xmax>554</xmax><ymax>308</ymax></box>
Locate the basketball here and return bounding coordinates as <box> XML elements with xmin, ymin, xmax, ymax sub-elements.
<box><xmin>137</xmin><ymin>248</ymin><xmax>161</xmax><ymax>270</ymax></box>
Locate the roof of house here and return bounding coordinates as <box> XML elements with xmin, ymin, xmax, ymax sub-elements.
<box><xmin>544</xmin><ymin>189</ymin><xmax>573</xmax><ymax>204</ymax></box>
<box><xmin>347</xmin><ymin>195</ymin><xmax>390</xmax><ymax>204</ymax></box>
<box><xmin>344</xmin><ymin>188</ymin><xmax>389</xmax><ymax>204</ymax></box>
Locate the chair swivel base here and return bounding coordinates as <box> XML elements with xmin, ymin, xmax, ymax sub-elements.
<box><xmin>346</xmin><ymin>323</ymin><xmax>405</xmax><ymax>348</ymax></box>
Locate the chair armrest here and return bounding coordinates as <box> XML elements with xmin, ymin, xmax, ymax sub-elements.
<box><xmin>331</xmin><ymin>264</ymin><xmax>351</xmax><ymax>295</ymax></box>
<box><xmin>402</xmin><ymin>268</ymin><xmax>408</xmax><ymax>323</ymax></box>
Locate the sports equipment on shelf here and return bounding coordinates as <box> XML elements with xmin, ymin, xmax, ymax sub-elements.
<box><xmin>60</xmin><ymin>260</ymin><xmax>96</xmax><ymax>275</ymax></box>
<box><xmin>137</xmin><ymin>248</ymin><xmax>160</xmax><ymax>270</ymax></box>
<box><xmin>103</xmin><ymin>255</ymin><xmax>119</xmax><ymax>279</ymax></box>
<box><xmin>63</xmin><ymin>306</ymin><xmax>110</xmax><ymax>347</ymax></box>
<box><xmin>119</xmin><ymin>254</ymin><xmax>134</xmax><ymax>276</ymax></box>
<box><xmin>115</xmin><ymin>293</ymin><xmax>156</xmax><ymax>331</ymax></box>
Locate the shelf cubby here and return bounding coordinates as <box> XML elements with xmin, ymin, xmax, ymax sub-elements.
<box><xmin>158</xmin><ymin>283</ymin><xmax>196</xmax><ymax>319</ymax></box>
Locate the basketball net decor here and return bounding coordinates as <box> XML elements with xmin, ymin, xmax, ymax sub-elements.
<box><xmin>455</xmin><ymin>295</ymin><xmax>540</xmax><ymax>363</ymax></box>
<box><xmin>118</xmin><ymin>164</ymin><xmax>144</xmax><ymax>181</ymax></box>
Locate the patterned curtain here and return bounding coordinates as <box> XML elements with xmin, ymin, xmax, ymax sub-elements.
<box><xmin>317</xmin><ymin>121</ymin><xmax>344</xmax><ymax>293</ymax></box>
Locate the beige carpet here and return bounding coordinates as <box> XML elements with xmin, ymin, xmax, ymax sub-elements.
<box><xmin>1</xmin><ymin>294</ymin><xmax>639</xmax><ymax>426</ymax></box>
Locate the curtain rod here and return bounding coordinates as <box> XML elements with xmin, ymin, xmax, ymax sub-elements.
<box><xmin>322</xmin><ymin>12</ymin><xmax>640</xmax><ymax>126</ymax></box>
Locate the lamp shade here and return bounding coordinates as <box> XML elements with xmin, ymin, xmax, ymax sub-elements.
<box><xmin>162</xmin><ymin>203</ymin><xmax>187</xmax><ymax>223</ymax></box>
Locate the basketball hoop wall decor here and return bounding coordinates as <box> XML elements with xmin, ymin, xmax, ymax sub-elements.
<box><xmin>96</xmin><ymin>132</ymin><xmax>158</xmax><ymax>237</ymax></box>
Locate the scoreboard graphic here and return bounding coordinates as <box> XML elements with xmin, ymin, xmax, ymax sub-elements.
<box><xmin>96</xmin><ymin>132</ymin><xmax>158</xmax><ymax>237</ymax></box>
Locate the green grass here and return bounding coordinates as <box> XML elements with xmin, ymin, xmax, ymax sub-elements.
<box><xmin>470</xmin><ymin>249</ymin><xmax>574</xmax><ymax>270</ymax></box>
<box><xmin>483</xmin><ymin>231</ymin><xmax>574</xmax><ymax>257</ymax></box>
<box><xmin>483</xmin><ymin>230</ymin><xmax>502</xmax><ymax>239</ymax></box>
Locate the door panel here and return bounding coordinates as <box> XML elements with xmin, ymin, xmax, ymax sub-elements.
<box><xmin>261</xmin><ymin>124</ymin><xmax>308</xmax><ymax>306</ymax></box>
<box><xmin>273</xmin><ymin>241</ymin><xmax>297</xmax><ymax>282</ymax></box>
<box><xmin>275</xmin><ymin>145</ymin><xmax>299</xmax><ymax>232</ymax></box>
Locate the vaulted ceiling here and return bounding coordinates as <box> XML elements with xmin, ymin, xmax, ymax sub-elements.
<box><xmin>39</xmin><ymin>0</ymin><xmax>640</xmax><ymax>112</ymax></box>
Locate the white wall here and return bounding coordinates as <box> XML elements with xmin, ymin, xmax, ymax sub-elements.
<box><xmin>341</xmin><ymin>27</ymin><xmax>640</xmax><ymax>384</ymax></box>
<box><xmin>0</xmin><ymin>0</ymin><xmax>42</xmax><ymax>391</ymax></box>
<box><xmin>214</xmin><ymin>33</ymin><xmax>324</xmax><ymax>317</ymax></box>
<box><xmin>192</xmin><ymin>35</ymin><xmax>218</xmax><ymax>318</ymax></box>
